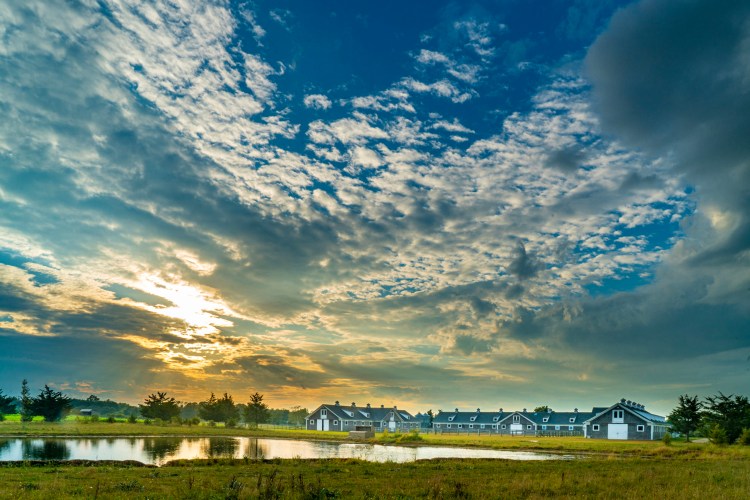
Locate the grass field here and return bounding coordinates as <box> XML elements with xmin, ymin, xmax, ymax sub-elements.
<box><xmin>1</xmin><ymin>456</ymin><xmax>748</xmax><ymax>499</ymax></box>
<box><xmin>2</xmin><ymin>418</ymin><xmax>749</xmax><ymax>498</ymax></box>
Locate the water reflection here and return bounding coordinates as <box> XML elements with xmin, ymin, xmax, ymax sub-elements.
<box><xmin>142</xmin><ymin>437</ymin><xmax>183</xmax><ymax>461</ymax></box>
<box><xmin>202</xmin><ymin>437</ymin><xmax>239</xmax><ymax>458</ymax></box>
<box><xmin>22</xmin><ymin>439</ymin><xmax>71</xmax><ymax>460</ymax></box>
<box><xmin>0</xmin><ymin>437</ymin><xmax>570</xmax><ymax>465</ymax></box>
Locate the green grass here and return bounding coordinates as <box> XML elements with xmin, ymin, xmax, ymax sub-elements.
<box><xmin>0</xmin><ymin>457</ymin><xmax>748</xmax><ymax>499</ymax></box>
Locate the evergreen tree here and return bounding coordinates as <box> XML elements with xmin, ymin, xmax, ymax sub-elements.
<box><xmin>0</xmin><ymin>389</ymin><xmax>16</xmax><ymax>415</ymax></box>
<box><xmin>243</xmin><ymin>392</ymin><xmax>269</xmax><ymax>428</ymax></box>
<box><xmin>20</xmin><ymin>379</ymin><xmax>34</xmax><ymax>422</ymax></box>
<box><xmin>31</xmin><ymin>385</ymin><xmax>72</xmax><ymax>422</ymax></box>
<box><xmin>139</xmin><ymin>392</ymin><xmax>181</xmax><ymax>421</ymax></box>
<box><xmin>667</xmin><ymin>394</ymin><xmax>702</xmax><ymax>442</ymax></box>
<box><xmin>703</xmin><ymin>392</ymin><xmax>750</xmax><ymax>443</ymax></box>
<box><xmin>198</xmin><ymin>392</ymin><xmax>238</xmax><ymax>423</ymax></box>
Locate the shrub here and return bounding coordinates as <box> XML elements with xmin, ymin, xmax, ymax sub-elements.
<box><xmin>226</xmin><ymin>418</ymin><xmax>238</xmax><ymax>428</ymax></box>
<box><xmin>127</xmin><ymin>414</ymin><xmax>138</xmax><ymax>424</ymax></box>
<box><xmin>170</xmin><ymin>416</ymin><xmax>182</xmax><ymax>426</ymax></box>
<box><xmin>738</xmin><ymin>428</ymin><xmax>750</xmax><ymax>446</ymax></box>
<box><xmin>144</xmin><ymin>419</ymin><xmax>152</xmax><ymax>425</ymax></box>
<box><xmin>709</xmin><ymin>424</ymin><xmax>729</xmax><ymax>445</ymax></box>
<box><xmin>90</xmin><ymin>414</ymin><xmax>99</xmax><ymax>423</ymax></box>
<box><xmin>0</xmin><ymin>413</ymin><xmax>5</xmax><ymax>422</ymax></box>
<box><xmin>661</xmin><ymin>432</ymin><xmax>672</xmax><ymax>446</ymax></box>
<box><xmin>107</xmin><ymin>416</ymin><xmax>116</xmax><ymax>423</ymax></box>
<box><xmin>208</xmin><ymin>420</ymin><xmax>217</xmax><ymax>427</ymax></box>
<box><xmin>191</xmin><ymin>417</ymin><xmax>200</xmax><ymax>426</ymax></box>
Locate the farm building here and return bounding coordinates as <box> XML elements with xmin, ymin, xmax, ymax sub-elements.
<box><xmin>583</xmin><ymin>399</ymin><xmax>669</xmax><ymax>440</ymax></box>
<box><xmin>305</xmin><ymin>401</ymin><xmax>419</xmax><ymax>432</ymax></box>
<box><xmin>432</xmin><ymin>407</ymin><xmax>602</xmax><ymax>436</ymax></box>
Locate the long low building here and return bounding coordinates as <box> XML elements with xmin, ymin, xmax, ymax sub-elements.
<box><xmin>432</xmin><ymin>407</ymin><xmax>602</xmax><ymax>436</ymax></box>
<box><xmin>305</xmin><ymin>401</ymin><xmax>420</xmax><ymax>433</ymax></box>
<box><xmin>307</xmin><ymin>398</ymin><xmax>668</xmax><ymax>440</ymax></box>
<box><xmin>432</xmin><ymin>399</ymin><xmax>667</xmax><ymax>440</ymax></box>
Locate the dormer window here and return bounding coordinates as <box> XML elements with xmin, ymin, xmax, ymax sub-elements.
<box><xmin>542</xmin><ymin>417</ymin><xmax>549</xmax><ymax>423</ymax></box>
<box><xmin>513</xmin><ymin>415</ymin><xmax>520</xmax><ymax>423</ymax></box>
<box><xmin>470</xmin><ymin>416</ymin><xmax>477</xmax><ymax>422</ymax></box>
<box><xmin>322</xmin><ymin>409</ymin><xmax>327</xmax><ymax>417</ymax></box>
<box><xmin>569</xmin><ymin>417</ymin><xmax>576</xmax><ymax>423</ymax></box>
<box><xmin>493</xmin><ymin>416</ymin><xmax>499</xmax><ymax>422</ymax></box>
<box><xmin>448</xmin><ymin>416</ymin><xmax>454</xmax><ymax>421</ymax></box>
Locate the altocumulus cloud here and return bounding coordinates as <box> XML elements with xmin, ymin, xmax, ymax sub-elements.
<box><xmin>0</xmin><ymin>0</ymin><xmax>747</xmax><ymax>414</ymax></box>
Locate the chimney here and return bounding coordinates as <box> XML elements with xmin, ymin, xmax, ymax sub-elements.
<box><xmin>394</xmin><ymin>405</ymin><xmax>397</xmax><ymax>409</ymax></box>
<box><xmin>351</xmin><ymin>402</ymin><xmax>356</xmax><ymax>408</ymax></box>
<box><xmin>455</xmin><ymin>408</ymin><xmax>459</xmax><ymax>413</ymax></box>
<box><xmin>366</xmin><ymin>403</ymin><xmax>371</xmax><ymax>409</ymax></box>
<box><xmin>523</xmin><ymin>408</ymin><xmax>527</xmax><ymax>412</ymax></box>
<box><xmin>335</xmin><ymin>401</ymin><xmax>340</xmax><ymax>406</ymax></box>
<box><xmin>499</xmin><ymin>408</ymin><xmax>503</xmax><ymax>412</ymax></box>
<box><xmin>574</xmin><ymin>408</ymin><xmax>578</xmax><ymax>413</ymax></box>
<box><xmin>381</xmin><ymin>404</ymin><xmax>384</xmax><ymax>408</ymax></box>
<box><xmin>476</xmin><ymin>408</ymin><xmax>481</xmax><ymax>412</ymax></box>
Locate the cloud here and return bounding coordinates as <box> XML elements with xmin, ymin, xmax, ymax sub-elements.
<box><xmin>303</xmin><ymin>94</ymin><xmax>332</xmax><ymax>110</ymax></box>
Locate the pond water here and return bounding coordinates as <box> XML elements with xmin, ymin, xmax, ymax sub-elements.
<box><xmin>0</xmin><ymin>437</ymin><xmax>573</xmax><ymax>465</ymax></box>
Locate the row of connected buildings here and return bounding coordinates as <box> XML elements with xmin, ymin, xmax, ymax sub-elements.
<box><xmin>305</xmin><ymin>399</ymin><xmax>669</xmax><ymax>440</ymax></box>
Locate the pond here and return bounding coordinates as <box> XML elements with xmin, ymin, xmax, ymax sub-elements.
<box><xmin>0</xmin><ymin>437</ymin><xmax>574</xmax><ymax>465</ymax></box>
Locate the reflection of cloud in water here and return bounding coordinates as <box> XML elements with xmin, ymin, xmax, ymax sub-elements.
<box><xmin>0</xmin><ymin>438</ymin><xmax>568</xmax><ymax>464</ymax></box>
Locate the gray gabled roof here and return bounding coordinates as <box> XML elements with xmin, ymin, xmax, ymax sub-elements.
<box><xmin>306</xmin><ymin>403</ymin><xmax>415</xmax><ymax>422</ymax></box>
<box><xmin>582</xmin><ymin>401</ymin><xmax>666</xmax><ymax>424</ymax></box>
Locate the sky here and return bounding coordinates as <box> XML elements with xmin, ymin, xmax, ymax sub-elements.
<box><xmin>0</xmin><ymin>0</ymin><xmax>748</xmax><ymax>416</ymax></box>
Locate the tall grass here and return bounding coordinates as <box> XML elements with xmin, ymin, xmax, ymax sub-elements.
<box><xmin>0</xmin><ymin>457</ymin><xmax>748</xmax><ymax>499</ymax></box>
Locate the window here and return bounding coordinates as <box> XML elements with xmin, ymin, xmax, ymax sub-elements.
<box><xmin>333</xmin><ymin>420</ymin><xmax>338</xmax><ymax>425</ymax></box>
<box><xmin>569</xmin><ymin>418</ymin><xmax>575</xmax><ymax>423</ymax></box>
<box><xmin>493</xmin><ymin>416</ymin><xmax>499</xmax><ymax>422</ymax></box>
<box><xmin>469</xmin><ymin>424</ymin><xmax>474</xmax><ymax>429</ymax></box>
<box><xmin>542</xmin><ymin>417</ymin><xmax>549</xmax><ymax>423</ymax></box>
<box><xmin>637</xmin><ymin>425</ymin><xmax>645</xmax><ymax>432</ymax></box>
<box><xmin>513</xmin><ymin>415</ymin><xmax>520</xmax><ymax>423</ymax></box>
<box><xmin>501</xmin><ymin>424</ymin><xmax>506</xmax><ymax>429</ymax></box>
<box><xmin>592</xmin><ymin>424</ymin><xmax>600</xmax><ymax>431</ymax></box>
<box><xmin>480</xmin><ymin>424</ymin><xmax>485</xmax><ymax>429</ymax></box>
<box><xmin>555</xmin><ymin>425</ymin><xmax>560</xmax><ymax>430</ymax></box>
<box><xmin>322</xmin><ymin>409</ymin><xmax>327</xmax><ymax>417</ymax></box>
<box><xmin>492</xmin><ymin>424</ymin><xmax>497</xmax><ymax>429</ymax></box>
<box><xmin>612</xmin><ymin>410</ymin><xmax>624</xmax><ymax>423</ymax></box>
<box><xmin>527</xmin><ymin>425</ymin><xmax>532</xmax><ymax>429</ymax></box>
<box><xmin>569</xmin><ymin>426</ymin><xmax>574</xmax><ymax>430</ymax></box>
<box><xmin>458</xmin><ymin>424</ymin><xmax>463</xmax><ymax>428</ymax></box>
<box><xmin>448</xmin><ymin>416</ymin><xmax>455</xmax><ymax>421</ymax></box>
<box><xmin>542</xmin><ymin>425</ymin><xmax>547</xmax><ymax>430</ymax></box>
<box><xmin>470</xmin><ymin>416</ymin><xmax>477</xmax><ymax>421</ymax></box>
<box><xmin>447</xmin><ymin>424</ymin><xmax>451</xmax><ymax>428</ymax></box>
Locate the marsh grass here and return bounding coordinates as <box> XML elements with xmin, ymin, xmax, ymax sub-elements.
<box><xmin>0</xmin><ymin>457</ymin><xmax>748</xmax><ymax>499</ymax></box>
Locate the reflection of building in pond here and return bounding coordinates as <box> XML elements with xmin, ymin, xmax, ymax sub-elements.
<box><xmin>201</xmin><ymin>438</ymin><xmax>239</xmax><ymax>458</ymax></box>
<box><xmin>22</xmin><ymin>439</ymin><xmax>71</xmax><ymax>460</ymax></box>
<box><xmin>0</xmin><ymin>439</ymin><xmax>11</xmax><ymax>454</ymax></box>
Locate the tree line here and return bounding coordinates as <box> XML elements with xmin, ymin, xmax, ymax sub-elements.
<box><xmin>0</xmin><ymin>382</ymin><xmax>307</xmax><ymax>426</ymax></box>
<box><xmin>668</xmin><ymin>392</ymin><xmax>750</xmax><ymax>444</ymax></box>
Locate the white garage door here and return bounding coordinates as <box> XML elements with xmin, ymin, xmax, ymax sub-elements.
<box><xmin>608</xmin><ymin>423</ymin><xmax>628</xmax><ymax>440</ymax></box>
<box><xmin>510</xmin><ymin>424</ymin><xmax>523</xmax><ymax>434</ymax></box>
